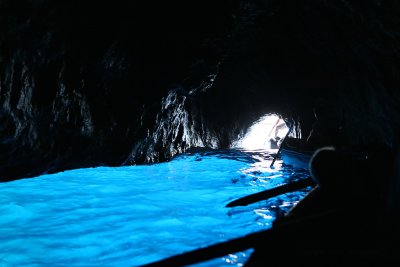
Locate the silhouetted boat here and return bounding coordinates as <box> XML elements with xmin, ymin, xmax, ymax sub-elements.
<box><xmin>279</xmin><ymin>138</ymin><xmax>314</xmax><ymax>169</ymax></box>
<box><xmin>280</xmin><ymin>146</ymin><xmax>313</xmax><ymax>169</ymax></box>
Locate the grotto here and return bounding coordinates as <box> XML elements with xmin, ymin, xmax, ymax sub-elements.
<box><xmin>1</xmin><ymin>0</ymin><xmax>400</xmax><ymax>266</ymax></box>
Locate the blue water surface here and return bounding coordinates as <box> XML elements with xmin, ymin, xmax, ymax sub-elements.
<box><xmin>0</xmin><ymin>149</ymin><xmax>310</xmax><ymax>267</ymax></box>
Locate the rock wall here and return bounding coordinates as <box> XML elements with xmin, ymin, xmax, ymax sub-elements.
<box><xmin>0</xmin><ymin>0</ymin><xmax>238</xmax><ymax>180</ymax></box>
<box><xmin>1</xmin><ymin>0</ymin><xmax>400</xmax><ymax>181</ymax></box>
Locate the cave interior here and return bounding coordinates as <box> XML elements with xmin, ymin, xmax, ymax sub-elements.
<box><xmin>1</xmin><ymin>0</ymin><xmax>400</xmax><ymax>265</ymax></box>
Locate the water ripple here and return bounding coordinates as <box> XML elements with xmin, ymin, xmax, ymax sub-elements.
<box><xmin>0</xmin><ymin>150</ymin><xmax>310</xmax><ymax>266</ymax></box>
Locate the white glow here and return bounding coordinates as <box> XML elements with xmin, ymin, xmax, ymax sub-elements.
<box><xmin>232</xmin><ymin>114</ymin><xmax>289</xmax><ymax>150</ymax></box>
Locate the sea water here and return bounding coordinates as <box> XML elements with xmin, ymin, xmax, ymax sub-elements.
<box><xmin>0</xmin><ymin>149</ymin><xmax>310</xmax><ymax>267</ymax></box>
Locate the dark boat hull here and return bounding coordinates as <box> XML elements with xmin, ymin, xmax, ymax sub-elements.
<box><xmin>279</xmin><ymin>139</ymin><xmax>314</xmax><ymax>169</ymax></box>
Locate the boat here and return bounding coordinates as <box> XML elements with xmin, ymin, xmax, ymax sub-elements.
<box><xmin>276</xmin><ymin>137</ymin><xmax>314</xmax><ymax>170</ymax></box>
<box><xmin>280</xmin><ymin>146</ymin><xmax>313</xmax><ymax>169</ymax></box>
<box><xmin>141</xmin><ymin>206</ymin><xmax>397</xmax><ymax>267</ymax></box>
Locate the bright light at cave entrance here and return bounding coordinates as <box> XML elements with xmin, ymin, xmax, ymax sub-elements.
<box><xmin>232</xmin><ymin>114</ymin><xmax>289</xmax><ymax>150</ymax></box>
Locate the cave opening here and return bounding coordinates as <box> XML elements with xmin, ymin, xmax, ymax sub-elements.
<box><xmin>232</xmin><ymin>114</ymin><xmax>290</xmax><ymax>150</ymax></box>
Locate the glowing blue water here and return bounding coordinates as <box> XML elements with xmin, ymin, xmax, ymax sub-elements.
<box><xmin>0</xmin><ymin>149</ymin><xmax>310</xmax><ymax>266</ymax></box>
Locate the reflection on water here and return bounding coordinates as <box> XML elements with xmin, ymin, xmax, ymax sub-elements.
<box><xmin>0</xmin><ymin>149</ymin><xmax>310</xmax><ymax>267</ymax></box>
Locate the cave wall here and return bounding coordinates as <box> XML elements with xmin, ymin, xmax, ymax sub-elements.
<box><xmin>0</xmin><ymin>0</ymin><xmax>238</xmax><ymax>181</ymax></box>
<box><xmin>1</xmin><ymin>0</ymin><xmax>400</xmax><ymax>181</ymax></box>
<box><xmin>198</xmin><ymin>0</ymin><xmax>400</xmax><ymax>147</ymax></box>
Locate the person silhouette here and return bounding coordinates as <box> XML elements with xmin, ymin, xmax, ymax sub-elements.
<box><xmin>268</xmin><ymin>115</ymin><xmax>286</xmax><ymax>149</ymax></box>
<box><xmin>306</xmin><ymin>100</ymin><xmax>344</xmax><ymax>149</ymax></box>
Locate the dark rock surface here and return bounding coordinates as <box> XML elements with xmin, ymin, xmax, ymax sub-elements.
<box><xmin>1</xmin><ymin>0</ymin><xmax>400</xmax><ymax>181</ymax></box>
